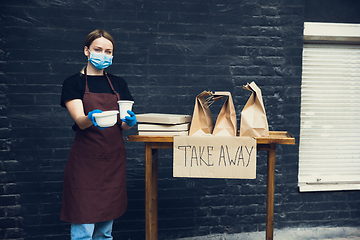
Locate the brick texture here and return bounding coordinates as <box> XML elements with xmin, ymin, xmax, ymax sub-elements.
<box><xmin>0</xmin><ymin>0</ymin><xmax>359</xmax><ymax>239</ymax></box>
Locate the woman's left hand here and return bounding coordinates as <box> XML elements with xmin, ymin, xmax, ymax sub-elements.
<box><xmin>122</xmin><ymin>110</ymin><xmax>137</xmax><ymax>127</ymax></box>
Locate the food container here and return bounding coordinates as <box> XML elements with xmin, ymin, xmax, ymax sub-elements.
<box><xmin>117</xmin><ymin>100</ymin><xmax>134</xmax><ymax>119</ymax></box>
<box><xmin>93</xmin><ymin>110</ymin><xmax>119</xmax><ymax>127</ymax></box>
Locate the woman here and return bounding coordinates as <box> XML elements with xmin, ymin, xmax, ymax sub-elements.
<box><xmin>60</xmin><ymin>29</ymin><xmax>136</xmax><ymax>239</ymax></box>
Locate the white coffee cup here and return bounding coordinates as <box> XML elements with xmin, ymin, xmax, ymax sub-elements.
<box><xmin>117</xmin><ymin>100</ymin><xmax>134</xmax><ymax>119</ymax></box>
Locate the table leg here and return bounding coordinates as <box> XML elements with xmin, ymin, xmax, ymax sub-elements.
<box><xmin>151</xmin><ymin>148</ymin><xmax>158</xmax><ymax>240</ymax></box>
<box><xmin>266</xmin><ymin>143</ymin><xmax>276</xmax><ymax>240</ymax></box>
<box><xmin>145</xmin><ymin>143</ymin><xmax>159</xmax><ymax>240</ymax></box>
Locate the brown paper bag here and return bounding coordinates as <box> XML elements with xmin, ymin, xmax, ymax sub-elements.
<box><xmin>188</xmin><ymin>91</ymin><xmax>214</xmax><ymax>135</ymax></box>
<box><xmin>189</xmin><ymin>91</ymin><xmax>237</xmax><ymax>136</ymax></box>
<box><xmin>240</xmin><ymin>82</ymin><xmax>269</xmax><ymax>137</ymax></box>
<box><xmin>212</xmin><ymin>92</ymin><xmax>237</xmax><ymax>136</ymax></box>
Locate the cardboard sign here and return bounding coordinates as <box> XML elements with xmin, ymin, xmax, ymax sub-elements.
<box><xmin>173</xmin><ymin>136</ymin><xmax>256</xmax><ymax>179</ymax></box>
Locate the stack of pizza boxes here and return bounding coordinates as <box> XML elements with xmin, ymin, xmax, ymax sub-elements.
<box><xmin>136</xmin><ymin>113</ymin><xmax>191</xmax><ymax>136</ymax></box>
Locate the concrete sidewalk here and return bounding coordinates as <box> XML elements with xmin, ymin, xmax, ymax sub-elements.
<box><xmin>179</xmin><ymin>227</ymin><xmax>360</xmax><ymax>240</ymax></box>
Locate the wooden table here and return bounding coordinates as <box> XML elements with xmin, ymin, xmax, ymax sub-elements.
<box><xmin>127</xmin><ymin>131</ymin><xmax>295</xmax><ymax>240</ymax></box>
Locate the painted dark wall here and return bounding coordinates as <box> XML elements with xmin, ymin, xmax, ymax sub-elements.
<box><xmin>0</xmin><ymin>0</ymin><xmax>359</xmax><ymax>239</ymax></box>
<box><xmin>305</xmin><ymin>0</ymin><xmax>360</xmax><ymax>23</ymax></box>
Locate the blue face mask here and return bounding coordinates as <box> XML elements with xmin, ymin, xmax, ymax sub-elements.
<box><xmin>88</xmin><ymin>51</ymin><xmax>113</xmax><ymax>70</ymax></box>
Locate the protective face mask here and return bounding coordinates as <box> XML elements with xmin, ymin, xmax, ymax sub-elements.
<box><xmin>88</xmin><ymin>51</ymin><xmax>113</xmax><ymax>70</ymax></box>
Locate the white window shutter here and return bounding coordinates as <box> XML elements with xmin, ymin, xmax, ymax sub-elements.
<box><xmin>298</xmin><ymin>43</ymin><xmax>360</xmax><ymax>192</ymax></box>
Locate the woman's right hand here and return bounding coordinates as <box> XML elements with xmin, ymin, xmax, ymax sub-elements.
<box><xmin>87</xmin><ymin>109</ymin><xmax>108</xmax><ymax>130</ymax></box>
<box><xmin>87</xmin><ymin>109</ymin><xmax>102</xmax><ymax>126</ymax></box>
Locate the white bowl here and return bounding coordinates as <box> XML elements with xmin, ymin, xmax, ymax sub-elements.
<box><xmin>93</xmin><ymin>110</ymin><xmax>119</xmax><ymax>127</ymax></box>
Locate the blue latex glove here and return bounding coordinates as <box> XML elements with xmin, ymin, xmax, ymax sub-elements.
<box><xmin>88</xmin><ymin>109</ymin><xmax>107</xmax><ymax>130</ymax></box>
<box><xmin>122</xmin><ymin>110</ymin><xmax>137</xmax><ymax>127</ymax></box>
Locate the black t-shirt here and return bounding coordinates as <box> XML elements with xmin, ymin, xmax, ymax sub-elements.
<box><xmin>60</xmin><ymin>72</ymin><xmax>133</xmax><ymax>108</ymax></box>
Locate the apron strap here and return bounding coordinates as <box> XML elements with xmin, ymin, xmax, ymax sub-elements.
<box><xmin>84</xmin><ymin>67</ymin><xmax>121</xmax><ymax>101</ymax></box>
<box><xmin>104</xmin><ymin>72</ymin><xmax>121</xmax><ymax>101</ymax></box>
<box><xmin>84</xmin><ymin>67</ymin><xmax>90</xmax><ymax>93</ymax></box>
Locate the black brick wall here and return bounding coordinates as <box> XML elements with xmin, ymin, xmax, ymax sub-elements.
<box><xmin>0</xmin><ymin>0</ymin><xmax>359</xmax><ymax>239</ymax></box>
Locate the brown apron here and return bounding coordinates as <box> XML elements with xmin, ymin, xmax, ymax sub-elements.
<box><xmin>60</xmin><ymin>68</ymin><xmax>127</xmax><ymax>223</ymax></box>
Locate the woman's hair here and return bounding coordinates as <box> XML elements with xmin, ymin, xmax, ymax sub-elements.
<box><xmin>84</xmin><ymin>29</ymin><xmax>115</xmax><ymax>51</ymax></box>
